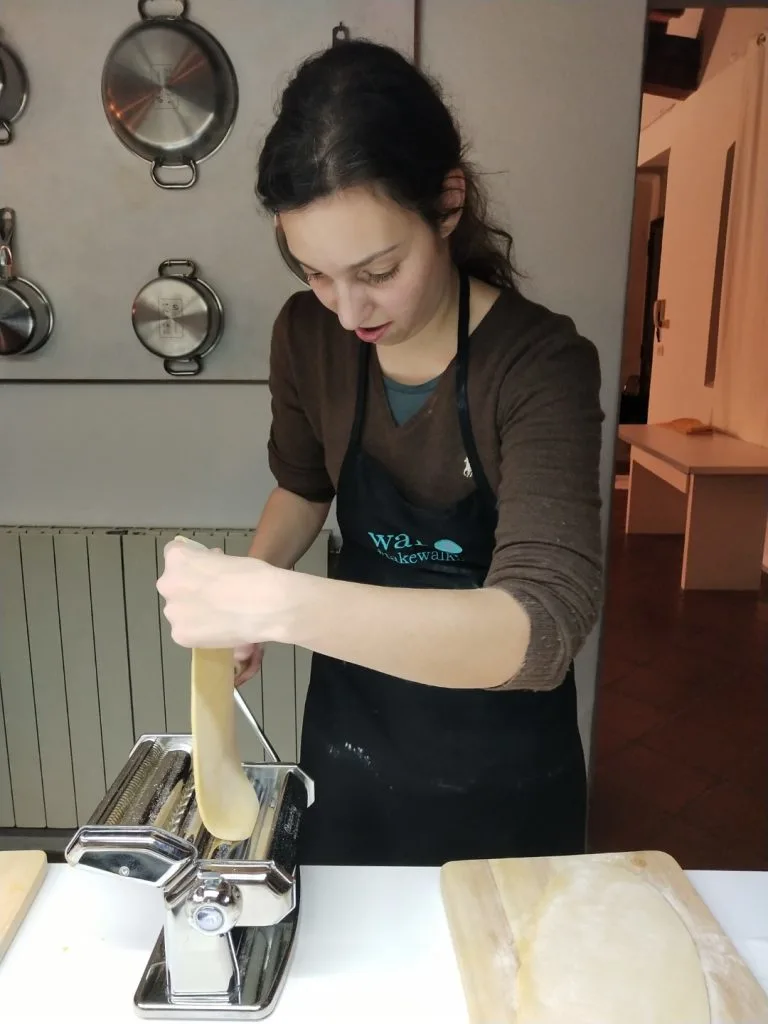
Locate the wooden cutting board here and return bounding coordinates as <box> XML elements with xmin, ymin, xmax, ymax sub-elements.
<box><xmin>0</xmin><ymin>850</ymin><xmax>48</xmax><ymax>962</ymax></box>
<box><xmin>440</xmin><ymin>850</ymin><xmax>768</xmax><ymax>1024</ymax></box>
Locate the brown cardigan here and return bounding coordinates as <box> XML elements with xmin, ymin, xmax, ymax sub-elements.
<box><xmin>266</xmin><ymin>285</ymin><xmax>605</xmax><ymax>691</ymax></box>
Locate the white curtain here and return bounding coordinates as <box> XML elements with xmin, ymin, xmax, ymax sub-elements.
<box><xmin>712</xmin><ymin>33</ymin><xmax>768</xmax><ymax>447</ymax></box>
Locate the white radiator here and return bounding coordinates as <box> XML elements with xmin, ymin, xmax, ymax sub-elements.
<box><xmin>0</xmin><ymin>527</ymin><xmax>330</xmax><ymax>830</ymax></box>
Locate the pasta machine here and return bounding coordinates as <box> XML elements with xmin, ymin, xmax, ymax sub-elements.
<box><xmin>64</xmin><ymin>693</ymin><xmax>314</xmax><ymax>1020</ymax></box>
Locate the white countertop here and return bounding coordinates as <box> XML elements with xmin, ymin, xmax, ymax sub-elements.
<box><xmin>1</xmin><ymin>864</ymin><xmax>768</xmax><ymax>1023</ymax></box>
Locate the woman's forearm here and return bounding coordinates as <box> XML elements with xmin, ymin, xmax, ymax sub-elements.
<box><xmin>158</xmin><ymin>540</ymin><xmax>530</xmax><ymax>687</ymax></box>
<box><xmin>269</xmin><ymin>570</ymin><xmax>531</xmax><ymax>689</ymax></box>
<box><xmin>248</xmin><ymin>487</ymin><xmax>331</xmax><ymax>569</ymax></box>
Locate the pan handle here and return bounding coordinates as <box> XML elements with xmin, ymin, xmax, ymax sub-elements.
<box><xmin>159</xmin><ymin>258</ymin><xmax>197</xmax><ymax>279</ymax></box>
<box><xmin>0</xmin><ymin>245</ymin><xmax>15</xmax><ymax>283</ymax></box>
<box><xmin>0</xmin><ymin>209</ymin><xmax>14</xmax><ymax>248</ymax></box>
<box><xmin>0</xmin><ymin>120</ymin><xmax>12</xmax><ymax>146</ymax></box>
<box><xmin>139</xmin><ymin>0</ymin><xmax>188</xmax><ymax>20</ymax></box>
<box><xmin>151</xmin><ymin>158</ymin><xmax>197</xmax><ymax>190</ymax></box>
<box><xmin>163</xmin><ymin>356</ymin><xmax>202</xmax><ymax>377</ymax></box>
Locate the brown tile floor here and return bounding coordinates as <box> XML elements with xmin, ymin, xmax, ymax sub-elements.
<box><xmin>587</xmin><ymin>485</ymin><xmax>768</xmax><ymax>870</ymax></box>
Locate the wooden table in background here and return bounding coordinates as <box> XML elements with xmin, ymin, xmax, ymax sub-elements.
<box><xmin>618</xmin><ymin>425</ymin><xmax>768</xmax><ymax>591</ymax></box>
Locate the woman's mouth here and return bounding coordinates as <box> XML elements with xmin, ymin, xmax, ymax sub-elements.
<box><xmin>355</xmin><ymin>322</ymin><xmax>392</xmax><ymax>343</ymax></box>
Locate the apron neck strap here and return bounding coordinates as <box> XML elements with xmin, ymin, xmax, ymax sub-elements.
<box><xmin>456</xmin><ymin>269</ymin><xmax>471</xmax><ymax>359</ymax></box>
<box><xmin>351</xmin><ymin>329</ymin><xmax>372</xmax><ymax>446</ymax></box>
<box><xmin>455</xmin><ymin>271</ymin><xmax>497</xmax><ymax>507</ymax></box>
<box><xmin>351</xmin><ymin>268</ymin><xmax>469</xmax><ymax>446</ymax></box>
<box><xmin>349</xmin><ymin>270</ymin><xmax>496</xmax><ymax>508</ymax></box>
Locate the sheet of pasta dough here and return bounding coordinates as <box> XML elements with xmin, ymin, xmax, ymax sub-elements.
<box><xmin>191</xmin><ymin>646</ymin><xmax>260</xmax><ymax>842</ymax></box>
<box><xmin>513</xmin><ymin>863</ymin><xmax>711</xmax><ymax>1024</ymax></box>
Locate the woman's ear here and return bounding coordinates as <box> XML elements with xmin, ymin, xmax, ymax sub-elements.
<box><xmin>438</xmin><ymin>168</ymin><xmax>466</xmax><ymax>238</ymax></box>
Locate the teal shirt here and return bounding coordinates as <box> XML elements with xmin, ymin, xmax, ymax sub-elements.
<box><xmin>383</xmin><ymin>375</ymin><xmax>440</xmax><ymax>426</ymax></box>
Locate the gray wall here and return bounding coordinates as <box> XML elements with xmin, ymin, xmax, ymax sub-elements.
<box><xmin>1</xmin><ymin>0</ymin><xmax>649</xmax><ymax>763</ymax></box>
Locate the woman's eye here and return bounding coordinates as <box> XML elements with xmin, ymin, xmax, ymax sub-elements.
<box><xmin>304</xmin><ymin>265</ymin><xmax>400</xmax><ymax>285</ymax></box>
<box><xmin>366</xmin><ymin>266</ymin><xmax>400</xmax><ymax>285</ymax></box>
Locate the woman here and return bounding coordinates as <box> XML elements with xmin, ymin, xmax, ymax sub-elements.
<box><xmin>157</xmin><ymin>39</ymin><xmax>605</xmax><ymax>867</ymax></box>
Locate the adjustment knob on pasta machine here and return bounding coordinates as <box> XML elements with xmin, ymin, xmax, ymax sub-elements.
<box><xmin>187</xmin><ymin>876</ymin><xmax>242</xmax><ymax>935</ymax></box>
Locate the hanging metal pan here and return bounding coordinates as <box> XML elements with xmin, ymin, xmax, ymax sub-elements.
<box><xmin>102</xmin><ymin>0</ymin><xmax>238</xmax><ymax>189</ymax></box>
<box><xmin>0</xmin><ymin>248</ymin><xmax>35</xmax><ymax>355</ymax></box>
<box><xmin>0</xmin><ymin>208</ymin><xmax>54</xmax><ymax>356</ymax></box>
<box><xmin>0</xmin><ymin>41</ymin><xmax>30</xmax><ymax>145</ymax></box>
<box><xmin>131</xmin><ymin>258</ymin><xmax>224</xmax><ymax>375</ymax></box>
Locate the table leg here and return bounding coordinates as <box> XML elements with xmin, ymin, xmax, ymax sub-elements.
<box><xmin>682</xmin><ymin>474</ymin><xmax>768</xmax><ymax>590</ymax></box>
<box><xmin>625</xmin><ymin>456</ymin><xmax>687</xmax><ymax>535</ymax></box>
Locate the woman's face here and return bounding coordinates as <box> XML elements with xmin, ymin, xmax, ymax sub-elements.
<box><xmin>278</xmin><ymin>186</ymin><xmax>454</xmax><ymax>347</ymax></box>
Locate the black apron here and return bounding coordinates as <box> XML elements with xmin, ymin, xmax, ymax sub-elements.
<box><xmin>297</xmin><ymin>273</ymin><xmax>587</xmax><ymax>866</ymax></box>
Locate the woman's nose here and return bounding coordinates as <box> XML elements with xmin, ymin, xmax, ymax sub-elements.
<box><xmin>334</xmin><ymin>284</ymin><xmax>371</xmax><ymax>331</ymax></box>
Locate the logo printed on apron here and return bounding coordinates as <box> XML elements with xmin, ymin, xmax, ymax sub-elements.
<box><xmin>366</xmin><ymin>531</ymin><xmax>464</xmax><ymax>563</ymax></box>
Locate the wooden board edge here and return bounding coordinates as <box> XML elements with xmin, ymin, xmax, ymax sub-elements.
<box><xmin>440</xmin><ymin>859</ymin><xmax>517</xmax><ymax>1024</ymax></box>
<box><xmin>640</xmin><ymin>850</ymin><xmax>768</xmax><ymax>1020</ymax></box>
<box><xmin>0</xmin><ymin>850</ymin><xmax>48</xmax><ymax>962</ymax></box>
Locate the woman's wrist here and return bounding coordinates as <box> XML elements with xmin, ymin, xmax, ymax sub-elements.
<box><xmin>240</xmin><ymin>559</ymin><xmax>301</xmax><ymax>645</ymax></box>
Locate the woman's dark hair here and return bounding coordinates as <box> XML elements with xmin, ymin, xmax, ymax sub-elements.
<box><xmin>256</xmin><ymin>39</ymin><xmax>520</xmax><ymax>291</ymax></box>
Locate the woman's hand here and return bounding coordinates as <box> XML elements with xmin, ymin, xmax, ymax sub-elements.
<box><xmin>156</xmin><ymin>538</ymin><xmax>289</xmax><ymax>649</ymax></box>
<box><xmin>234</xmin><ymin>643</ymin><xmax>265</xmax><ymax>686</ymax></box>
